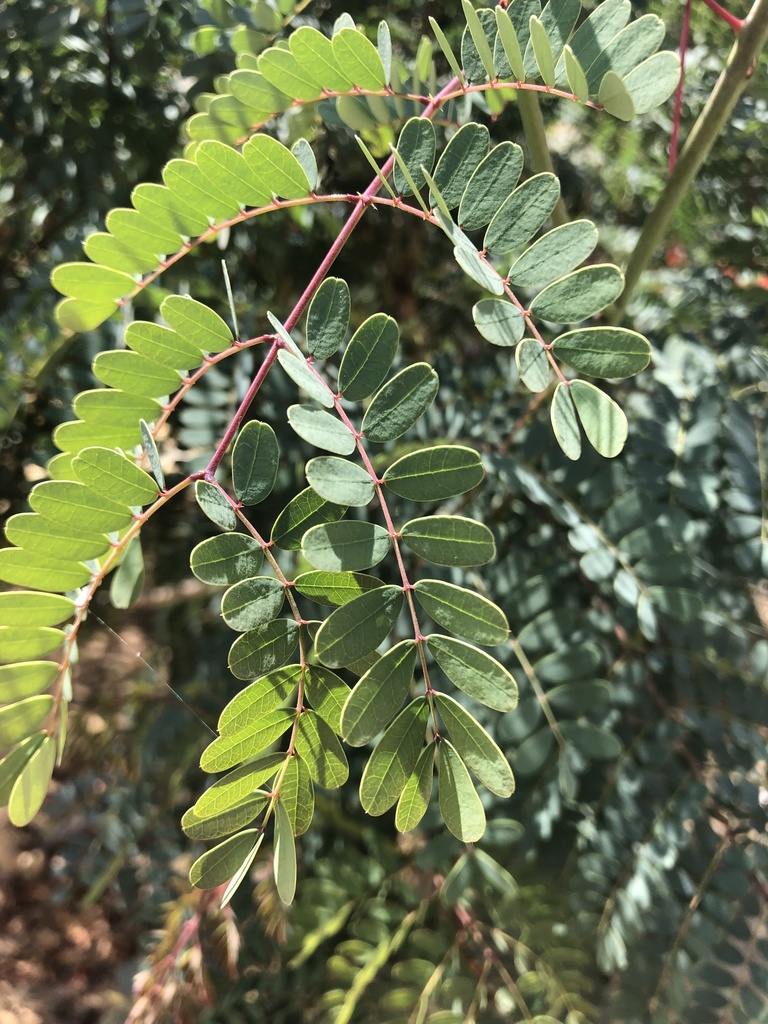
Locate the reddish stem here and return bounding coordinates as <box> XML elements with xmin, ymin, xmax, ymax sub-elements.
<box><xmin>702</xmin><ymin>0</ymin><xmax>744</xmax><ymax>32</ymax></box>
<box><xmin>670</xmin><ymin>0</ymin><xmax>694</xmax><ymax>174</ymax></box>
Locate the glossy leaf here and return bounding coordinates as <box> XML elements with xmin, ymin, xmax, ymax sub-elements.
<box><xmin>302</xmin><ymin>521</ymin><xmax>391</xmax><ymax>572</ymax></box>
<box><xmin>341</xmin><ymin>640</ymin><xmax>416</xmax><ymax>746</ymax></box>
<box><xmin>530</xmin><ymin>264</ymin><xmax>625</xmax><ymax>323</ymax></box>
<box><xmin>472</xmin><ymin>299</ymin><xmax>525</xmax><ymax>348</ymax></box>
<box><xmin>485</xmin><ymin>173</ymin><xmax>560</xmax><ymax>255</ymax></box>
<box><xmin>189</xmin><ymin>830</ymin><xmax>260</xmax><ymax>889</ymax></box>
<box><xmin>551</xmin><ymin>382</ymin><xmax>582</xmax><ymax>460</ymax></box>
<box><xmin>315</xmin><ymin>586</ymin><xmax>403</xmax><ymax>668</ymax></box>
<box><xmin>221</xmin><ymin>576</ymin><xmax>286</xmax><ymax>632</ymax></box>
<box><xmin>296</xmin><ymin>710</ymin><xmax>349</xmax><ymax>788</ymax></box>
<box><xmin>553</xmin><ymin>327</ymin><xmax>651</xmax><ymax>379</ymax></box>
<box><xmin>458</xmin><ymin>142</ymin><xmax>524</xmax><ymax>230</ymax></box>
<box><xmin>570</xmin><ymin>380</ymin><xmax>628</xmax><ymax>458</ymax></box>
<box><xmin>72</xmin><ymin>447</ymin><xmax>159</xmax><ymax>506</ymax></box>
<box><xmin>395</xmin><ymin>743</ymin><xmax>435</xmax><ymax>832</ymax></box>
<box><xmin>383</xmin><ymin>445</ymin><xmax>484</xmax><ymax>502</ymax></box>
<box><xmin>393</xmin><ymin>118</ymin><xmax>436</xmax><ymax>196</ymax></box>
<box><xmin>273</xmin><ymin>797</ymin><xmax>297</xmax><ymax>905</ymax></box>
<box><xmin>277</xmin><ymin>349</ymin><xmax>334</xmax><ymax>408</ymax></box>
<box><xmin>287</xmin><ymin>405</ymin><xmax>356</xmax><ymax>455</ymax></box>
<box><xmin>438</xmin><ymin>739</ymin><xmax>485</xmax><ymax>843</ymax></box>
<box><xmin>304</xmin><ymin>665</ymin><xmax>350</xmax><ymax>734</ymax></box>
<box><xmin>427</xmin><ymin>635</ymin><xmax>518</xmax><ymax>712</ymax></box>
<box><xmin>414</xmin><ymin>580</ymin><xmax>508</xmax><ymax>645</ymax></box>
<box><xmin>431</xmin><ymin>123</ymin><xmax>489</xmax><ymax>210</ymax></box>
<box><xmin>161</xmin><ymin>295</ymin><xmax>233</xmax><ymax>354</ymax></box>
<box><xmin>232</xmin><ymin>420</ymin><xmax>279</xmax><ymax>505</ymax></box>
<box><xmin>435</xmin><ymin>693</ymin><xmax>514</xmax><ymax>796</ymax></box>
<box><xmin>306</xmin><ymin>277</ymin><xmax>350</xmax><ymax>359</ymax></box>
<box><xmin>337</xmin><ymin>314</ymin><xmax>399</xmax><ymax>402</ymax></box>
<box><xmin>200</xmin><ymin>709</ymin><xmax>293</xmax><ymax>772</ymax></box>
<box><xmin>401</xmin><ymin>515</ymin><xmax>495</xmax><ymax>567</ymax></box>
<box><xmin>195</xmin><ymin>481</ymin><xmax>237</xmax><ymax>531</ymax></box>
<box><xmin>516</xmin><ymin>339</ymin><xmax>551</xmax><ymax>393</ymax></box>
<box><xmin>508</xmin><ymin>220</ymin><xmax>598</xmax><ymax>289</ymax></box>
<box><xmin>8</xmin><ymin>734</ymin><xmax>56</xmax><ymax>827</ymax></box>
<box><xmin>0</xmin><ymin>594</ymin><xmax>73</xmax><ymax>629</ymax></box>
<box><xmin>228</xmin><ymin>620</ymin><xmax>299</xmax><ymax>680</ymax></box>
<box><xmin>362</xmin><ymin>364</ymin><xmax>439</xmax><ymax>443</ymax></box>
<box><xmin>190</xmin><ymin>533</ymin><xmax>264</xmax><ymax>585</ymax></box>
<box><xmin>360</xmin><ymin>699</ymin><xmax>429</xmax><ymax>814</ymax></box>
<box><xmin>306</xmin><ymin>457</ymin><xmax>374</xmax><ymax>507</ymax></box>
<box><xmin>271</xmin><ymin>488</ymin><xmax>347</xmax><ymax>551</ymax></box>
<box><xmin>218</xmin><ymin>666</ymin><xmax>301</xmax><ymax>733</ymax></box>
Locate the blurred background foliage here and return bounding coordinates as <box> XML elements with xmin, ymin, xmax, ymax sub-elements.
<box><xmin>1</xmin><ymin>0</ymin><xmax>767</xmax><ymax>1022</ymax></box>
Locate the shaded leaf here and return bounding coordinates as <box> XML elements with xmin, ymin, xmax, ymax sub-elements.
<box><xmin>560</xmin><ymin>720</ymin><xmax>622</xmax><ymax>759</ymax></box>
<box><xmin>485</xmin><ymin>173</ymin><xmax>560</xmax><ymax>255</ymax></box>
<box><xmin>427</xmin><ymin>635</ymin><xmax>518</xmax><ymax>712</ymax></box>
<box><xmin>296</xmin><ymin>710</ymin><xmax>349</xmax><ymax>788</ymax></box>
<box><xmin>360</xmin><ymin>699</ymin><xmax>429</xmax><ymax>814</ymax></box>
<box><xmin>315</xmin><ymin>586</ymin><xmax>403</xmax><ymax>669</ymax></box>
<box><xmin>435</xmin><ymin>693</ymin><xmax>514</xmax><ymax>796</ymax></box>
<box><xmin>395</xmin><ymin>743</ymin><xmax>435</xmax><ymax>832</ymax></box>
<box><xmin>550</xmin><ymin>382</ymin><xmax>582</xmax><ymax>460</ymax></box>
<box><xmin>304</xmin><ymin>665</ymin><xmax>351</xmax><ymax>734</ymax></box>
<box><xmin>453</xmin><ymin>244</ymin><xmax>505</xmax><ymax>296</ymax></box>
<box><xmin>516</xmin><ymin>339</ymin><xmax>551</xmax><ymax>393</ymax></box>
<box><xmin>190</xmin><ymin>533</ymin><xmax>264</xmax><ymax>585</ymax></box>
<box><xmin>598</xmin><ymin>69</ymin><xmax>635</xmax><ymax>121</ymax></box>
<box><xmin>228</xmin><ymin>620</ymin><xmax>299</xmax><ymax>681</ymax></box>
<box><xmin>431</xmin><ymin>123</ymin><xmax>489</xmax><ymax>209</ymax></box>
<box><xmin>232</xmin><ymin>420</ymin><xmax>280</xmax><ymax>505</ymax></box>
<box><xmin>393</xmin><ymin>118</ymin><xmax>436</xmax><ymax>196</ymax></box>
<box><xmin>277</xmin><ymin>349</ymin><xmax>335</xmax><ymax>408</ymax></box>
<box><xmin>414</xmin><ymin>580</ymin><xmax>508</xmax><ymax>645</ymax></box>
<box><xmin>271</xmin><ymin>488</ymin><xmax>347</xmax><ymax>551</ymax></box>
<box><xmin>306</xmin><ymin>278</ymin><xmax>350</xmax><ymax>359</ymax></box>
<box><xmin>189</xmin><ymin>830</ymin><xmax>260</xmax><ymax>889</ymax></box>
<box><xmin>383</xmin><ymin>446</ymin><xmax>484</xmax><ymax>502</ymax></box>
<box><xmin>341</xmin><ymin>640</ymin><xmax>416</xmax><ymax>746</ymax></box>
<box><xmin>8</xmin><ymin>735</ymin><xmax>56</xmax><ymax>826</ymax></box>
<box><xmin>438</xmin><ymin>739</ymin><xmax>485</xmax><ymax>843</ymax></box>
<box><xmin>401</xmin><ymin>515</ymin><xmax>495</xmax><ymax>567</ymax></box>
<box><xmin>458</xmin><ymin>142</ymin><xmax>524</xmax><ymax>230</ymax></box>
<box><xmin>195</xmin><ymin>481</ymin><xmax>237</xmax><ymax>530</ymax></box>
<box><xmin>472</xmin><ymin>299</ymin><xmax>525</xmax><ymax>348</ymax></box>
<box><xmin>221</xmin><ymin>576</ymin><xmax>286</xmax><ymax>632</ymax></box>
<box><xmin>302</xmin><ymin>521</ymin><xmax>391</xmax><ymax>572</ymax></box>
<box><xmin>287</xmin><ymin>405</ymin><xmax>356</xmax><ymax>455</ymax></box>
<box><xmin>338</xmin><ymin>314</ymin><xmax>399</xmax><ymax>402</ymax></box>
<box><xmin>515</xmin><ymin>727</ymin><xmax>554</xmax><ymax>775</ymax></box>
<box><xmin>623</xmin><ymin>50</ymin><xmax>680</xmax><ymax>115</ymax></box>
<box><xmin>273</xmin><ymin>797</ymin><xmax>297</xmax><ymax>905</ymax></box>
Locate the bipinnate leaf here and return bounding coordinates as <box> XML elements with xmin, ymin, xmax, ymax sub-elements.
<box><xmin>280</xmin><ymin>755</ymin><xmax>314</xmax><ymax>836</ymax></box>
<box><xmin>338</xmin><ymin>314</ymin><xmax>399</xmax><ymax>402</ymax></box>
<box><xmin>277</xmin><ymin>349</ymin><xmax>334</xmax><ymax>408</ymax></box>
<box><xmin>314</xmin><ymin>586</ymin><xmax>403</xmax><ymax>669</ymax></box>
<box><xmin>190</xmin><ymin>830</ymin><xmax>260</xmax><ymax>889</ymax></box>
<box><xmin>360</xmin><ymin>699</ymin><xmax>429</xmax><ymax>814</ymax></box>
<box><xmin>228</xmin><ymin>620</ymin><xmax>299</xmax><ymax>680</ymax></box>
<box><xmin>192</xmin><ymin>753</ymin><xmax>283</xmax><ymax>818</ymax></box>
<box><xmin>232</xmin><ymin>420</ymin><xmax>280</xmax><ymax>505</ymax></box>
<box><xmin>485</xmin><ymin>173</ymin><xmax>561</xmax><ymax>255</ymax></box>
<box><xmin>306</xmin><ymin>278</ymin><xmax>350</xmax><ymax>359</ymax></box>
<box><xmin>182</xmin><ymin>792</ymin><xmax>268</xmax><ymax>840</ymax></box>
<box><xmin>567</xmin><ymin>0</ymin><xmax>631</xmax><ymax>76</ymax></box>
<box><xmin>551</xmin><ymin>382</ymin><xmax>582</xmax><ymax>460</ymax></box>
<box><xmin>438</xmin><ymin>740</ymin><xmax>485</xmax><ymax>843</ymax></box>
<box><xmin>516</xmin><ymin>339</ymin><xmax>551</xmax><ymax>393</ymax></box>
<box><xmin>51</xmin><ymin>262</ymin><xmax>135</xmax><ymax>304</ymax></box>
<box><xmin>201</xmin><ymin>709</ymin><xmax>293</xmax><ymax>772</ymax></box>
<box><xmin>271</xmin><ymin>488</ymin><xmax>347</xmax><ymax>551</ymax></box>
<box><xmin>461</xmin><ymin>2</ymin><xmax>496</xmax><ymax>83</ymax></box>
<box><xmin>395</xmin><ymin>743</ymin><xmax>435</xmax><ymax>832</ymax></box>
<box><xmin>287</xmin><ymin>405</ymin><xmax>356</xmax><ymax>456</ymax></box>
<box><xmin>302</xmin><ymin>521</ymin><xmax>391</xmax><ymax>572</ymax></box>
<box><xmin>306</xmin><ymin>457</ymin><xmax>374</xmax><ymax>507</ymax></box>
<box><xmin>530</xmin><ymin>264</ymin><xmax>625</xmax><ymax>324</ymax></box>
<box><xmin>427</xmin><ymin>635</ymin><xmax>518</xmax><ymax>712</ymax></box>
<box><xmin>105</xmin><ymin>207</ymin><xmax>182</xmax><ymax>257</ymax></box>
<box><xmin>393</xmin><ymin>118</ymin><xmax>436</xmax><ymax>197</ymax></box>
<box><xmin>161</xmin><ymin>295</ymin><xmax>233</xmax><ymax>354</ymax></box>
<box><xmin>458</xmin><ymin>142</ymin><xmax>524</xmax><ymax>230</ymax></box>
<box><xmin>508</xmin><ymin>220</ymin><xmax>598</xmax><ymax>290</ymax></box>
<box><xmin>304</xmin><ymin>666</ymin><xmax>350</xmax><ymax>734</ymax></box>
<box><xmin>221</xmin><ymin>576</ymin><xmax>286</xmax><ymax>632</ymax></box>
<box><xmin>434</xmin><ymin>693</ymin><xmax>515</xmax><ymax>797</ymax></box>
<box><xmin>586</xmin><ymin>13</ymin><xmax>666</xmax><ymax>91</ymax></box>
<box><xmin>72</xmin><ymin>447</ymin><xmax>159</xmax><ymax>506</ymax></box>
<box><xmin>553</xmin><ymin>327</ymin><xmax>651</xmax><ymax>379</ymax></box>
<box><xmin>294</xmin><ymin>571</ymin><xmax>384</xmax><ymax>608</ymax></box>
<box><xmin>196</xmin><ymin>481</ymin><xmax>237</xmax><ymax>531</ymax></box>
<box><xmin>296</xmin><ymin>711</ymin><xmax>349</xmax><ymax>788</ymax></box>
<box><xmin>196</xmin><ymin>139</ymin><xmax>272</xmax><ymax>206</ymax></box>
<box><xmin>273</xmin><ymin>797</ymin><xmax>297</xmax><ymax>905</ymax></box>
<box><xmin>259</xmin><ymin>45</ymin><xmax>324</xmax><ymax>102</ymax></box>
<box><xmin>218</xmin><ymin>666</ymin><xmax>301</xmax><ymax>733</ymax></box>
<box><xmin>472</xmin><ymin>299</ymin><xmax>525</xmax><ymax>348</ymax></box>
<box><xmin>8</xmin><ymin>734</ymin><xmax>56</xmax><ymax>827</ymax></box>
<box><xmin>431</xmin><ymin>123</ymin><xmax>489</xmax><ymax>210</ymax></box>
<box><xmin>401</xmin><ymin>515</ymin><xmax>495</xmax><ymax>567</ymax></box>
<box><xmin>331</xmin><ymin>27</ymin><xmax>387</xmax><ymax>90</ymax></box>
<box><xmin>190</xmin><ymin>533</ymin><xmax>264</xmax><ymax>586</ymax></box>
<box><xmin>570</xmin><ymin>380</ymin><xmax>628</xmax><ymax>458</ymax></box>
<box><xmin>341</xmin><ymin>640</ymin><xmax>416</xmax><ymax>746</ymax></box>
<box><xmin>414</xmin><ymin>580</ymin><xmax>508</xmax><ymax>645</ymax></box>
<box><xmin>0</xmin><ymin>593</ymin><xmax>74</xmax><ymax>629</ymax></box>
<box><xmin>383</xmin><ymin>446</ymin><xmax>484</xmax><ymax>502</ymax></box>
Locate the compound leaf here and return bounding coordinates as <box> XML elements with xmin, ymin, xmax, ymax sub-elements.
<box><xmin>530</xmin><ymin>264</ymin><xmax>625</xmax><ymax>323</ymax></box>
<box><xmin>553</xmin><ymin>327</ymin><xmax>651</xmax><ymax>379</ymax></box>
<box><xmin>296</xmin><ymin>710</ymin><xmax>349</xmax><ymax>788</ymax></box>
<box><xmin>570</xmin><ymin>379</ymin><xmax>628</xmax><ymax>458</ymax></box>
<box><xmin>221</xmin><ymin>576</ymin><xmax>286</xmax><ymax>632</ymax></box>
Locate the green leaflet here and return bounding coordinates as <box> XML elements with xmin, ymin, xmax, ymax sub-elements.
<box><xmin>623</xmin><ymin>51</ymin><xmax>680</xmax><ymax>116</ymax></box>
<box><xmin>460</xmin><ymin>3</ymin><xmax>496</xmax><ymax>83</ymax></box>
<box><xmin>200</xmin><ymin>709</ymin><xmax>294</xmax><ymax>772</ymax></box>
<box><xmin>242</xmin><ymin>133</ymin><xmax>311</xmax><ymax>199</ymax></box>
<box><xmin>647</xmin><ymin>586</ymin><xmax>704</xmax><ymax>621</ymax></box>
<box><xmin>438</xmin><ymin>739</ymin><xmax>485</xmax><ymax>843</ymax></box>
<box><xmin>553</xmin><ymin>327</ymin><xmax>651</xmax><ymax>379</ymax></box>
<box><xmin>111</xmin><ymin>536</ymin><xmax>144</xmax><ymax>608</ymax></box>
<box><xmin>494</xmin><ymin>7</ymin><xmax>526</xmax><ymax>81</ymax></box>
<box><xmin>401</xmin><ymin>515</ymin><xmax>495</xmax><ymax>568</ymax></box>
<box><xmin>273</xmin><ymin>797</ymin><xmax>297</xmax><ymax>905</ymax></box>
<box><xmin>472</xmin><ymin>299</ymin><xmax>525</xmax><ymax>349</ymax></box>
<box><xmin>189</xmin><ymin>829</ymin><xmax>261</xmax><ymax>889</ymax></box>
<box><xmin>314</xmin><ymin>586</ymin><xmax>403</xmax><ymax>669</ymax></box>
<box><xmin>289</xmin><ymin>26</ymin><xmax>354</xmax><ymax>92</ymax></box>
<box><xmin>431</xmin><ymin>123</ymin><xmax>489</xmax><ymax>210</ymax></box>
<box><xmin>280</xmin><ymin>754</ymin><xmax>315</xmax><ymax>836</ymax></box>
<box><xmin>132</xmin><ymin>181</ymin><xmax>211</xmax><ymax>237</ymax></box>
<box><xmin>559</xmin><ymin>720</ymin><xmax>622</xmax><ymax>760</ymax></box>
<box><xmin>301</xmin><ymin>521</ymin><xmax>391</xmax><ymax>572</ymax></box>
<box><xmin>232</xmin><ymin>420</ymin><xmax>279</xmax><ymax>505</ymax></box>
<box><xmin>458</xmin><ymin>142</ymin><xmax>524</xmax><ymax>231</ymax></box>
<box><xmin>598</xmin><ymin>70</ymin><xmax>635</xmax><ymax>121</ymax></box>
<box><xmin>508</xmin><ymin>220</ymin><xmax>599</xmax><ymax>290</ymax></box>
<box><xmin>295</xmin><ymin>571</ymin><xmax>384</xmax><ymax>608</ymax></box>
<box><xmin>126</xmin><ymin>321</ymin><xmax>204</xmax><ymax>371</ymax></box>
<box><xmin>296</xmin><ymin>710</ymin><xmax>349</xmax><ymax>788</ymax></box>
<box><xmin>0</xmin><ymin>695</ymin><xmax>53</xmax><ymax>747</ymax></box>
<box><xmin>271</xmin><ymin>488</ymin><xmax>347</xmax><ymax>551</ymax></box>
<box><xmin>218</xmin><ymin>665</ymin><xmax>302</xmax><ymax>733</ymax></box>
<box><xmin>524</xmin><ymin>0</ymin><xmax>581</xmax><ymax>80</ymax></box>
<box><xmin>306</xmin><ymin>457</ymin><xmax>375</xmax><ymax>507</ymax></box>
<box><xmin>306</xmin><ymin>277</ymin><xmax>351</xmax><ymax>360</ymax></box>
<box><xmin>338</xmin><ymin>314</ymin><xmax>399</xmax><ymax>402</ymax></box>
<box><xmin>395</xmin><ymin>743</ymin><xmax>435</xmax><ymax>832</ymax></box>
<box><xmin>0</xmin><ymin>735</ymin><xmax>45</xmax><ymax>807</ymax></box>
<box><xmin>550</xmin><ymin>382</ymin><xmax>582</xmax><ymax>460</ymax></box>
<box><xmin>51</xmin><ymin>262</ymin><xmax>135</xmax><ymax>304</ymax></box>
<box><xmin>0</xmin><ymin>594</ymin><xmax>73</xmax><ymax>629</ymax></box>
<box><xmin>182</xmin><ymin>792</ymin><xmax>268</xmax><ymax>840</ymax></box>
<box><xmin>267</xmin><ymin>310</ymin><xmax>303</xmax><ymax>359</ymax></box>
<box><xmin>484</xmin><ymin>173</ymin><xmax>561</xmax><ymax>255</ymax></box>
<box><xmin>93</xmin><ymin>350</ymin><xmax>181</xmax><ymax>398</ymax></box>
<box><xmin>427</xmin><ymin>635</ymin><xmax>518</xmax><ymax>712</ymax></box>
<box><xmin>105</xmin><ymin>207</ymin><xmax>182</xmax><ymax>257</ymax></box>
<box><xmin>193</xmin><ymin>753</ymin><xmax>284</xmax><ymax>819</ymax></box>
<box><xmin>331</xmin><ymin>27</ymin><xmax>387</xmax><ymax>90</ymax></box>
<box><xmin>546</xmin><ymin>681</ymin><xmax>611</xmax><ymax>715</ymax></box>
<box><xmin>516</xmin><ymin>339</ymin><xmax>551</xmax><ymax>393</ymax></box>
<box><xmin>53</xmin><ymin>419</ymin><xmax>143</xmax><ymax>455</ymax></box>
<box><xmin>190</xmin><ymin>533</ymin><xmax>264</xmax><ymax>585</ymax></box>
<box><xmin>341</xmin><ymin>640</ymin><xmax>416</xmax><ymax>747</ymax></box>
<box><xmin>535</xmin><ymin>643</ymin><xmax>603</xmax><ymax>683</ymax></box>
<box><xmin>72</xmin><ymin>389</ymin><xmax>160</xmax><ymax>430</ymax></box>
<box><xmin>277</xmin><ymin>349</ymin><xmax>335</xmax><ymax>408</ymax></box>
<box><xmin>221</xmin><ymin>576</ymin><xmax>286</xmax><ymax>632</ymax></box>
<box><xmin>55</xmin><ymin>297</ymin><xmax>117</xmax><ymax>333</ymax></box>
<box><xmin>360</xmin><ymin>699</ymin><xmax>429</xmax><ymax>814</ymax></box>
<box><xmin>434</xmin><ymin>693</ymin><xmax>515</xmax><ymax>797</ymax></box>
<box><xmin>585</xmin><ymin>14</ymin><xmax>666</xmax><ymax>92</ymax></box>
<box><xmin>195</xmin><ymin>481</ymin><xmax>237</xmax><ymax>531</ymax></box>
<box><xmin>530</xmin><ymin>264</ymin><xmax>625</xmax><ymax>324</ymax></box>
<box><xmin>72</xmin><ymin>447</ymin><xmax>159</xmax><ymax>506</ymax></box>
<box><xmin>287</xmin><ymin>405</ymin><xmax>357</xmax><ymax>456</ymax></box>
<box><xmin>528</xmin><ymin>16</ymin><xmax>555</xmax><ymax>87</ymax></box>
<box><xmin>228</xmin><ymin>620</ymin><xmax>299</xmax><ymax>680</ymax></box>
<box><xmin>29</xmin><ymin>480</ymin><xmax>133</xmax><ymax>534</ymax></box>
<box><xmin>566</xmin><ymin>0</ymin><xmax>631</xmax><ymax>81</ymax></box>
<box><xmin>161</xmin><ymin>295</ymin><xmax>233</xmax><ymax>355</ymax></box>
<box><xmin>8</xmin><ymin>734</ymin><xmax>56</xmax><ymax>827</ymax></box>
<box><xmin>383</xmin><ymin>446</ymin><xmax>484</xmax><ymax>502</ymax></box>
<box><xmin>83</xmin><ymin>232</ymin><xmax>159</xmax><ymax>275</ymax></box>
<box><xmin>164</xmin><ymin>157</ymin><xmax>242</xmax><ymax>221</ymax></box>
<box><xmin>0</xmin><ymin>549</ymin><xmax>91</xmax><ymax>592</ymax></box>
<box><xmin>393</xmin><ymin>118</ymin><xmax>436</xmax><ymax>197</ymax></box>
<box><xmin>0</xmin><ymin>627</ymin><xmax>65</xmax><ymax>663</ymax></box>
<box><xmin>377</xmin><ymin>20</ymin><xmax>392</xmax><ymax>82</ymax></box>
<box><xmin>5</xmin><ymin>513</ymin><xmax>110</xmax><ymax>562</ymax></box>
<box><xmin>452</xmin><ymin>245</ymin><xmax>505</xmax><ymax>297</ymax></box>
<box><xmin>413</xmin><ymin>580</ymin><xmax>509</xmax><ymax>645</ymax></box>
<box><xmin>228</xmin><ymin>69</ymin><xmax>291</xmax><ymax>114</ymax></box>
<box><xmin>362</xmin><ymin>364</ymin><xmax>439</xmax><ymax>443</ymax></box>
<box><xmin>336</xmin><ymin>95</ymin><xmax>378</xmax><ymax>132</ymax></box>
<box><xmin>196</xmin><ymin>139</ymin><xmax>273</xmax><ymax>207</ymax></box>
<box><xmin>563</xmin><ymin>45</ymin><xmax>589</xmax><ymax>103</ymax></box>
<box><xmin>570</xmin><ymin>380</ymin><xmax>628</xmax><ymax>458</ymax></box>
<box><xmin>304</xmin><ymin>665</ymin><xmax>350</xmax><ymax>734</ymax></box>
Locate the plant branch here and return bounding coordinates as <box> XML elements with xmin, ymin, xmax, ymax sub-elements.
<box><xmin>516</xmin><ymin>90</ymin><xmax>569</xmax><ymax>228</ymax></box>
<box><xmin>614</xmin><ymin>0</ymin><xmax>768</xmax><ymax>320</ymax></box>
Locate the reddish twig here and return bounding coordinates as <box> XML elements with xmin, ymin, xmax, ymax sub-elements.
<box><xmin>670</xmin><ymin>0</ymin><xmax>694</xmax><ymax>174</ymax></box>
<box><xmin>702</xmin><ymin>0</ymin><xmax>745</xmax><ymax>32</ymax></box>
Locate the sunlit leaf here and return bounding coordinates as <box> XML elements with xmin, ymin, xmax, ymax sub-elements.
<box><xmin>8</xmin><ymin>734</ymin><xmax>56</xmax><ymax>826</ymax></box>
<box><xmin>395</xmin><ymin>743</ymin><xmax>435</xmax><ymax>832</ymax></box>
<box><xmin>195</xmin><ymin>480</ymin><xmax>237</xmax><ymax>531</ymax></box>
<box><xmin>315</xmin><ymin>586</ymin><xmax>403</xmax><ymax>668</ymax></box>
<box><xmin>192</xmin><ymin>753</ymin><xmax>283</xmax><ymax>818</ymax></box>
<box><xmin>72</xmin><ymin>447</ymin><xmax>159</xmax><ymax>506</ymax></box>
<box><xmin>401</xmin><ymin>515</ymin><xmax>495</xmax><ymax>567</ymax></box>
<box><xmin>360</xmin><ymin>699</ymin><xmax>429</xmax><ymax>814</ymax></box>
<box><xmin>550</xmin><ymin>382</ymin><xmax>581</xmax><ymax>460</ymax></box>
<box><xmin>280</xmin><ymin>755</ymin><xmax>315</xmax><ymax>836</ymax></box>
<box><xmin>201</xmin><ymin>709</ymin><xmax>293</xmax><ymax>772</ymax></box>
<box><xmin>190</xmin><ymin>830</ymin><xmax>260</xmax><ymax>889</ymax></box>
<box><xmin>0</xmin><ymin>594</ymin><xmax>73</xmax><ymax>629</ymax></box>
<box><xmin>458</xmin><ymin>142</ymin><xmax>524</xmax><ymax>230</ymax></box>
<box><xmin>341</xmin><ymin>640</ymin><xmax>416</xmax><ymax>746</ymax></box>
<box><xmin>485</xmin><ymin>172</ymin><xmax>560</xmax><ymax>255</ymax></box>
<box><xmin>570</xmin><ymin>380</ymin><xmax>628</xmax><ymax>458</ymax></box>
<box><xmin>304</xmin><ymin>665</ymin><xmax>350</xmax><ymax>734</ymax></box>
<box><xmin>508</xmin><ymin>220</ymin><xmax>598</xmax><ymax>290</ymax></box>
<box><xmin>338</xmin><ymin>314</ymin><xmax>399</xmax><ymax>402</ymax></box>
<box><xmin>219</xmin><ymin>665</ymin><xmax>301</xmax><ymax>733</ymax></box>
<box><xmin>295</xmin><ymin>571</ymin><xmax>384</xmax><ymax>608</ymax></box>
<box><xmin>434</xmin><ymin>693</ymin><xmax>514</xmax><ymax>796</ymax></box>
<box><xmin>296</xmin><ymin>710</ymin><xmax>349</xmax><ymax>788</ymax></box>
<box><xmin>414</xmin><ymin>580</ymin><xmax>508</xmax><ymax>645</ymax></box>
<box><xmin>516</xmin><ymin>339</ymin><xmax>551</xmax><ymax>393</ymax></box>
<box><xmin>273</xmin><ymin>797</ymin><xmax>297</xmax><ymax>905</ymax></box>
<box><xmin>232</xmin><ymin>420</ymin><xmax>280</xmax><ymax>505</ymax></box>
<box><xmin>431</xmin><ymin>123</ymin><xmax>489</xmax><ymax>209</ymax></box>
<box><xmin>302</xmin><ymin>521</ymin><xmax>391</xmax><ymax>572</ymax></box>
<box><xmin>221</xmin><ymin>576</ymin><xmax>286</xmax><ymax>632</ymax></box>
<box><xmin>182</xmin><ymin>792</ymin><xmax>268</xmax><ymax>840</ymax></box>
<box><xmin>271</xmin><ymin>488</ymin><xmax>347</xmax><ymax>551</ymax></box>
<box><xmin>427</xmin><ymin>635</ymin><xmax>518</xmax><ymax>712</ymax></box>
<box><xmin>383</xmin><ymin>446</ymin><xmax>484</xmax><ymax>502</ymax></box>
<box><xmin>306</xmin><ymin>457</ymin><xmax>375</xmax><ymax>507</ymax></box>
<box><xmin>228</xmin><ymin>620</ymin><xmax>299</xmax><ymax>680</ymax></box>
<box><xmin>190</xmin><ymin>533</ymin><xmax>264</xmax><ymax>585</ymax></box>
